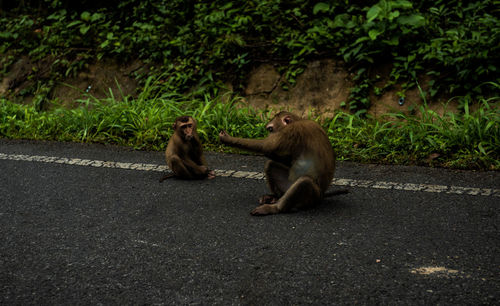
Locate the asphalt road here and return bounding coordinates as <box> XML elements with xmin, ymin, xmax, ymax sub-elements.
<box><xmin>0</xmin><ymin>139</ymin><xmax>498</xmax><ymax>305</ymax></box>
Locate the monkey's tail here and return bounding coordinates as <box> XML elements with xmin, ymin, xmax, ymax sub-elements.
<box><xmin>159</xmin><ymin>173</ymin><xmax>175</xmax><ymax>182</ymax></box>
<box><xmin>324</xmin><ymin>189</ymin><xmax>349</xmax><ymax>197</ymax></box>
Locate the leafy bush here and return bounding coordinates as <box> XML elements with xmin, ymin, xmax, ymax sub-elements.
<box><xmin>1</xmin><ymin>0</ymin><xmax>498</xmax><ymax>109</ymax></box>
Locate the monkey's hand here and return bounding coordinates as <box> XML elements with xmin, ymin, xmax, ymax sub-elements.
<box><xmin>251</xmin><ymin>204</ymin><xmax>280</xmax><ymax>216</ymax></box>
<box><xmin>219</xmin><ymin>130</ymin><xmax>231</xmax><ymax>143</ymax></box>
<box><xmin>200</xmin><ymin>166</ymin><xmax>215</xmax><ymax>179</ymax></box>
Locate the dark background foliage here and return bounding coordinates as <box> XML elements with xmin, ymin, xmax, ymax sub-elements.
<box><xmin>1</xmin><ymin>0</ymin><xmax>499</xmax><ymax>109</ymax></box>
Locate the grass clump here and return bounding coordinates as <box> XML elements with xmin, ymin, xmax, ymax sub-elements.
<box><xmin>325</xmin><ymin>99</ymin><xmax>499</xmax><ymax>170</ymax></box>
<box><xmin>1</xmin><ymin>85</ymin><xmax>498</xmax><ymax>170</ymax></box>
<box><xmin>0</xmin><ymin>78</ymin><xmax>268</xmax><ymax>151</ymax></box>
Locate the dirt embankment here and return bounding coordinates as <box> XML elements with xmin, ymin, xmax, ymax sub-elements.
<box><xmin>0</xmin><ymin>56</ymin><xmax>141</xmax><ymax>108</ymax></box>
<box><xmin>242</xmin><ymin>59</ymin><xmax>456</xmax><ymax>117</ymax></box>
<box><xmin>1</xmin><ymin>56</ymin><xmax>454</xmax><ymax>115</ymax></box>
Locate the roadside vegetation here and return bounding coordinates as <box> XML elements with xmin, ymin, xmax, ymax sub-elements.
<box><xmin>2</xmin><ymin>78</ymin><xmax>498</xmax><ymax>170</ymax></box>
<box><xmin>0</xmin><ymin>0</ymin><xmax>499</xmax><ymax>169</ymax></box>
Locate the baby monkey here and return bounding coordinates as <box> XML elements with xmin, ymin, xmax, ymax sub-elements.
<box><xmin>160</xmin><ymin>116</ymin><xmax>215</xmax><ymax>181</ymax></box>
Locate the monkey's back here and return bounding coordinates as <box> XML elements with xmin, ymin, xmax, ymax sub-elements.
<box><xmin>284</xmin><ymin>120</ymin><xmax>336</xmax><ymax>191</ymax></box>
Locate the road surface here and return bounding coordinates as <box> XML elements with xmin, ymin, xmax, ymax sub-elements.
<box><xmin>0</xmin><ymin>139</ymin><xmax>498</xmax><ymax>304</ymax></box>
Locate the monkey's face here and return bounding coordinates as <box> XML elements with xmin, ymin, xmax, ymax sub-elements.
<box><xmin>180</xmin><ymin>121</ymin><xmax>195</xmax><ymax>140</ymax></box>
<box><xmin>266</xmin><ymin>112</ymin><xmax>296</xmax><ymax>133</ymax></box>
<box><xmin>173</xmin><ymin>117</ymin><xmax>197</xmax><ymax>141</ymax></box>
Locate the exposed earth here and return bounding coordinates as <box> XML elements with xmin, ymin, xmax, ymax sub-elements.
<box><xmin>1</xmin><ymin>56</ymin><xmax>456</xmax><ymax>116</ymax></box>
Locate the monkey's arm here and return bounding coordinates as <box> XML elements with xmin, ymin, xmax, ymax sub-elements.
<box><xmin>192</xmin><ymin>141</ymin><xmax>208</xmax><ymax>166</ymax></box>
<box><xmin>219</xmin><ymin>131</ymin><xmax>277</xmax><ymax>154</ymax></box>
<box><xmin>199</xmin><ymin>153</ymin><xmax>208</xmax><ymax>167</ymax></box>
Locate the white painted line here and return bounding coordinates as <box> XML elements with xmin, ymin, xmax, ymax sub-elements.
<box><xmin>1</xmin><ymin>152</ymin><xmax>498</xmax><ymax>197</ymax></box>
<box><xmin>0</xmin><ymin>153</ymin><xmax>168</xmax><ymax>172</ymax></box>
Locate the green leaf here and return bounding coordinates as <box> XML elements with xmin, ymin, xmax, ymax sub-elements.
<box><xmin>313</xmin><ymin>3</ymin><xmax>330</xmax><ymax>15</ymax></box>
<box><xmin>67</xmin><ymin>20</ymin><xmax>82</xmax><ymax>27</ymax></box>
<box><xmin>398</xmin><ymin>14</ymin><xmax>425</xmax><ymax>27</ymax></box>
<box><xmin>80</xmin><ymin>25</ymin><xmax>90</xmax><ymax>35</ymax></box>
<box><xmin>368</xmin><ymin>28</ymin><xmax>384</xmax><ymax>40</ymax></box>
<box><xmin>478</xmin><ymin>143</ymin><xmax>486</xmax><ymax>155</ymax></box>
<box><xmin>354</xmin><ymin>36</ymin><xmax>370</xmax><ymax>45</ymax></box>
<box><xmin>100</xmin><ymin>40</ymin><xmax>109</xmax><ymax>48</ymax></box>
<box><xmin>367</xmin><ymin>5</ymin><xmax>382</xmax><ymax>22</ymax></box>
<box><xmin>220</xmin><ymin>2</ymin><xmax>232</xmax><ymax>10</ymax></box>
<box><xmin>81</xmin><ymin>11</ymin><xmax>91</xmax><ymax>22</ymax></box>
<box><xmin>332</xmin><ymin>14</ymin><xmax>350</xmax><ymax>27</ymax></box>
<box><xmin>91</xmin><ymin>13</ymin><xmax>104</xmax><ymax>22</ymax></box>
<box><xmin>391</xmin><ymin>0</ymin><xmax>413</xmax><ymax>10</ymax></box>
<box><xmin>388</xmin><ymin>10</ymin><xmax>400</xmax><ymax>21</ymax></box>
<box><xmin>382</xmin><ymin>36</ymin><xmax>399</xmax><ymax>46</ymax></box>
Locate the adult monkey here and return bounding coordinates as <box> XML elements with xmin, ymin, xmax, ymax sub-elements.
<box><xmin>160</xmin><ymin>116</ymin><xmax>215</xmax><ymax>181</ymax></box>
<box><xmin>219</xmin><ymin>111</ymin><xmax>337</xmax><ymax>216</ymax></box>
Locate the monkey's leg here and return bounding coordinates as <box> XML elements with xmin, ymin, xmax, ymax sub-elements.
<box><xmin>252</xmin><ymin>176</ymin><xmax>321</xmax><ymax>216</ymax></box>
<box><xmin>159</xmin><ymin>173</ymin><xmax>175</xmax><ymax>182</ymax></box>
<box><xmin>182</xmin><ymin>159</ymin><xmax>210</xmax><ymax>178</ymax></box>
<box><xmin>260</xmin><ymin>160</ymin><xmax>291</xmax><ymax>204</ymax></box>
<box><xmin>168</xmin><ymin>155</ymin><xmax>195</xmax><ymax>179</ymax></box>
<box><xmin>169</xmin><ymin>155</ymin><xmax>209</xmax><ymax>179</ymax></box>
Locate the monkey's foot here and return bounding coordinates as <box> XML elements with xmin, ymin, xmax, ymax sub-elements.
<box><xmin>259</xmin><ymin>194</ymin><xmax>279</xmax><ymax>204</ymax></box>
<box><xmin>207</xmin><ymin>170</ymin><xmax>216</xmax><ymax>179</ymax></box>
<box><xmin>159</xmin><ymin>173</ymin><xmax>175</xmax><ymax>182</ymax></box>
<box><xmin>251</xmin><ymin>204</ymin><xmax>280</xmax><ymax>216</ymax></box>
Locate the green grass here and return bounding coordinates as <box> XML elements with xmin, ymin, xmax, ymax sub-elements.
<box><xmin>324</xmin><ymin>99</ymin><xmax>499</xmax><ymax>169</ymax></box>
<box><xmin>1</xmin><ymin>80</ymin><xmax>498</xmax><ymax>170</ymax></box>
<box><xmin>0</xmin><ymin>77</ymin><xmax>270</xmax><ymax>150</ymax></box>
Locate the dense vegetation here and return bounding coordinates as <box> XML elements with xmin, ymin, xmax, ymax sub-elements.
<box><xmin>1</xmin><ymin>77</ymin><xmax>498</xmax><ymax>169</ymax></box>
<box><xmin>2</xmin><ymin>0</ymin><xmax>499</xmax><ymax>105</ymax></box>
<box><xmin>1</xmin><ymin>0</ymin><xmax>499</xmax><ymax>169</ymax></box>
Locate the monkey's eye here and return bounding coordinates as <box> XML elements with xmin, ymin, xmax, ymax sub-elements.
<box><xmin>266</xmin><ymin>126</ymin><xmax>273</xmax><ymax>132</ymax></box>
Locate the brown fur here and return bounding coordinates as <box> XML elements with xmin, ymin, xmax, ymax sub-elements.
<box><xmin>219</xmin><ymin>111</ymin><xmax>336</xmax><ymax>215</ymax></box>
<box><xmin>162</xmin><ymin>116</ymin><xmax>214</xmax><ymax>180</ymax></box>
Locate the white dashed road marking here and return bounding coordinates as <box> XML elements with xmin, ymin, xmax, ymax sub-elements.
<box><xmin>1</xmin><ymin>153</ymin><xmax>498</xmax><ymax>197</ymax></box>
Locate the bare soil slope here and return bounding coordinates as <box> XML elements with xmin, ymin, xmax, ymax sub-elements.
<box><xmin>1</xmin><ymin>56</ymin><xmax>454</xmax><ymax>115</ymax></box>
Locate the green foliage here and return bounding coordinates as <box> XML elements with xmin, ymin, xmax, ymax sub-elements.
<box><xmin>324</xmin><ymin>97</ymin><xmax>499</xmax><ymax>169</ymax></box>
<box><xmin>1</xmin><ymin>0</ymin><xmax>498</xmax><ymax>109</ymax></box>
<box><xmin>0</xmin><ymin>1</ymin><xmax>499</xmax><ymax>170</ymax></box>
<box><xmin>1</xmin><ymin>87</ymin><xmax>498</xmax><ymax>169</ymax></box>
<box><xmin>420</xmin><ymin>1</ymin><xmax>499</xmax><ymax>94</ymax></box>
<box><xmin>0</xmin><ymin>77</ymin><xmax>268</xmax><ymax>150</ymax></box>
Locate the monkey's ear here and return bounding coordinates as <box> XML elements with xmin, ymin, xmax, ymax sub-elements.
<box><xmin>283</xmin><ymin>115</ymin><xmax>293</xmax><ymax>125</ymax></box>
<box><xmin>172</xmin><ymin>123</ymin><xmax>176</xmax><ymax>129</ymax></box>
